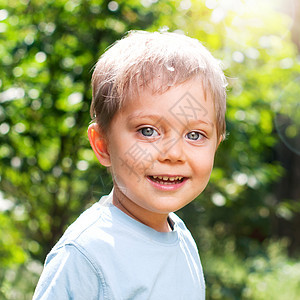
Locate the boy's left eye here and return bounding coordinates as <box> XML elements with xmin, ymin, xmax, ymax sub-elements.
<box><xmin>138</xmin><ymin>127</ymin><xmax>159</xmax><ymax>137</ymax></box>
<box><xmin>185</xmin><ymin>131</ymin><xmax>204</xmax><ymax>141</ymax></box>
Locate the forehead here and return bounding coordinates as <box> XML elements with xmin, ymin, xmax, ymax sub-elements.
<box><xmin>120</xmin><ymin>79</ymin><xmax>216</xmax><ymax>127</ymax></box>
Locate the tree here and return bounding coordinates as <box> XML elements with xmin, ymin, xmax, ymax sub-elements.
<box><xmin>0</xmin><ymin>0</ymin><xmax>182</xmax><ymax>261</ymax></box>
<box><xmin>0</xmin><ymin>0</ymin><xmax>299</xmax><ymax>299</ymax></box>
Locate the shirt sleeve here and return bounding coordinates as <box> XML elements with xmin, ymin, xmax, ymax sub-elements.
<box><xmin>33</xmin><ymin>244</ymin><xmax>103</xmax><ymax>300</ymax></box>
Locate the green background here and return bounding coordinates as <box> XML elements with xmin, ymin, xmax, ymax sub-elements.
<box><xmin>0</xmin><ymin>0</ymin><xmax>299</xmax><ymax>299</ymax></box>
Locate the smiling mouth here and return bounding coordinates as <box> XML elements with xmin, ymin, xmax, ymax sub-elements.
<box><xmin>147</xmin><ymin>175</ymin><xmax>185</xmax><ymax>185</ymax></box>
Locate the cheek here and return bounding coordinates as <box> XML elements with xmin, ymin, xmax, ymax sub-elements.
<box><xmin>109</xmin><ymin>143</ymin><xmax>149</xmax><ymax>184</ymax></box>
<box><xmin>193</xmin><ymin>150</ymin><xmax>215</xmax><ymax>174</ymax></box>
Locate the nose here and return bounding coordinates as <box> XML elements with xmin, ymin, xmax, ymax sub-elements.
<box><xmin>156</xmin><ymin>133</ymin><xmax>186</xmax><ymax>163</ymax></box>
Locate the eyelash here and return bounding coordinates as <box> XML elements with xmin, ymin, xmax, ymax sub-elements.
<box><xmin>185</xmin><ymin>131</ymin><xmax>206</xmax><ymax>141</ymax></box>
<box><xmin>137</xmin><ymin>127</ymin><xmax>159</xmax><ymax>137</ymax></box>
<box><xmin>137</xmin><ymin>127</ymin><xmax>206</xmax><ymax>142</ymax></box>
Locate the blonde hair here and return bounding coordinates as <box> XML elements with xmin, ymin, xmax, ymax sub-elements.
<box><xmin>91</xmin><ymin>30</ymin><xmax>227</xmax><ymax>139</ymax></box>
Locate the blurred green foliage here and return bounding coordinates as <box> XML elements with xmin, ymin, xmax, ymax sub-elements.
<box><xmin>0</xmin><ymin>0</ymin><xmax>299</xmax><ymax>299</ymax></box>
<box><xmin>203</xmin><ymin>237</ymin><xmax>300</xmax><ymax>299</ymax></box>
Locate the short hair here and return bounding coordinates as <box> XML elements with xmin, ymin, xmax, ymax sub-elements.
<box><xmin>91</xmin><ymin>30</ymin><xmax>227</xmax><ymax>140</ymax></box>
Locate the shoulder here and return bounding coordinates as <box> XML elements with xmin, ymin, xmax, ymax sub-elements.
<box><xmin>34</xmin><ymin>200</ymin><xmax>118</xmax><ymax>299</ymax></box>
<box><xmin>34</xmin><ymin>244</ymin><xmax>105</xmax><ymax>299</ymax></box>
<box><xmin>47</xmin><ymin>200</ymin><xmax>132</xmax><ymax>270</ymax></box>
<box><xmin>169</xmin><ymin>212</ymin><xmax>191</xmax><ymax>236</ymax></box>
<box><xmin>169</xmin><ymin>212</ymin><xmax>186</xmax><ymax>228</ymax></box>
<box><xmin>53</xmin><ymin>200</ymin><xmax>114</xmax><ymax>250</ymax></box>
<box><xmin>170</xmin><ymin>212</ymin><xmax>199</xmax><ymax>251</ymax></box>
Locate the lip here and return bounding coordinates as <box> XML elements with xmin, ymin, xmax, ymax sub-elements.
<box><xmin>146</xmin><ymin>175</ymin><xmax>188</xmax><ymax>191</ymax></box>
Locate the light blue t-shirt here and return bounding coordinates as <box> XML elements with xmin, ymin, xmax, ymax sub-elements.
<box><xmin>33</xmin><ymin>192</ymin><xmax>205</xmax><ymax>299</ymax></box>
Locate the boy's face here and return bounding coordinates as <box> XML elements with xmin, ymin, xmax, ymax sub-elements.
<box><xmin>89</xmin><ymin>78</ymin><xmax>221</xmax><ymax>231</ymax></box>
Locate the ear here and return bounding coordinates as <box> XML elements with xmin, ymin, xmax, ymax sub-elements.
<box><xmin>216</xmin><ymin>135</ymin><xmax>223</xmax><ymax>150</ymax></box>
<box><xmin>88</xmin><ymin>123</ymin><xmax>111</xmax><ymax>167</ymax></box>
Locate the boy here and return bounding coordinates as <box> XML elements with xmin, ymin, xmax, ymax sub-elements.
<box><xmin>33</xmin><ymin>30</ymin><xmax>227</xmax><ymax>299</ymax></box>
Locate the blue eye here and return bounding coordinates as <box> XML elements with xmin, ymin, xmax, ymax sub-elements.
<box><xmin>138</xmin><ymin>127</ymin><xmax>159</xmax><ymax>137</ymax></box>
<box><xmin>186</xmin><ymin>131</ymin><xmax>203</xmax><ymax>140</ymax></box>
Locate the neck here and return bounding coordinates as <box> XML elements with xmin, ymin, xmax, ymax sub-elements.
<box><xmin>112</xmin><ymin>187</ymin><xmax>172</xmax><ymax>232</ymax></box>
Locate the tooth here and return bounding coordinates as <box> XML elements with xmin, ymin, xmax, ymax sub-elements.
<box><xmin>169</xmin><ymin>177</ymin><xmax>175</xmax><ymax>181</ymax></box>
<box><xmin>163</xmin><ymin>176</ymin><xmax>169</xmax><ymax>181</ymax></box>
<box><xmin>153</xmin><ymin>175</ymin><xmax>157</xmax><ymax>179</ymax></box>
<box><xmin>158</xmin><ymin>176</ymin><xmax>163</xmax><ymax>179</ymax></box>
<box><xmin>178</xmin><ymin>177</ymin><xmax>183</xmax><ymax>180</ymax></box>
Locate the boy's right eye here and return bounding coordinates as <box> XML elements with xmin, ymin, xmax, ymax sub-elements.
<box><xmin>138</xmin><ymin>127</ymin><xmax>159</xmax><ymax>137</ymax></box>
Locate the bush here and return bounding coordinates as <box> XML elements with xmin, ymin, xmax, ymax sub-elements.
<box><xmin>202</xmin><ymin>236</ymin><xmax>300</xmax><ymax>300</ymax></box>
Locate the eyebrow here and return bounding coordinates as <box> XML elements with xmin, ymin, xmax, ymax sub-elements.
<box><xmin>187</xmin><ymin>118</ymin><xmax>214</xmax><ymax>128</ymax></box>
<box><xmin>127</xmin><ymin>112</ymin><xmax>214</xmax><ymax>128</ymax></box>
<box><xmin>127</xmin><ymin>112</ymin><xmax>161</xmax><ymax>122</ymax></box>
